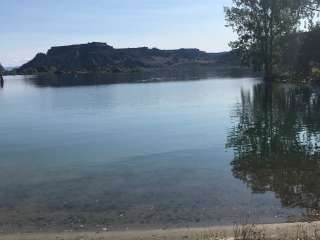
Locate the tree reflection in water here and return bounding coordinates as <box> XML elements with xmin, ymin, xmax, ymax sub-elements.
<box><xmin>226</xmin><ymin>83</ymin><xmax>320</xmax><ymax>215</ymax></box>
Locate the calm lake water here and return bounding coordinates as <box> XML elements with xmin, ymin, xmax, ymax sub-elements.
<box><xmin>0</xmin><ymin>74</ymin><xmax>319</xmax><ymax>232</ymax></box>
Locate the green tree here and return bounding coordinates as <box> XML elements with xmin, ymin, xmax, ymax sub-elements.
<box><xmin>305</xmin><ymin>0</ymin><xmax>320</xmax><ymax>26</ymax></box>
<box><xmin>225</xmin><ymin>0</ymin><xmax>319</xmax><ymax>82</ymax></box>
<box><xmin>297</xmin><ymin>25</ymin><xmax>320</xmax><ymax>77</ymax></box>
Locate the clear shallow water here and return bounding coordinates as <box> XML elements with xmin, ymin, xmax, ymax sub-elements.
<box><xmin>0</xmin><ymin>74</ymin><xmax>318</xmax><ymax>232</ymax></box>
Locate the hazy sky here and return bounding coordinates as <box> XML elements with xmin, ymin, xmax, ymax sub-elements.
<box><xmin>1</xmin><ymin>0</ymin><xmax>235</xmax><ymax>67</ymax></box>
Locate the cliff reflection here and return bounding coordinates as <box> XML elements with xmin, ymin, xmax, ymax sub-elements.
<box><xmin>23</xmin><ymin>68</ymin><xmax>254</xmax><ymax>88</ymax></box>
<box><xmin>227</xmin><ymin>83</ymin><xmax>320</xmax><ymax>212</ymax></box>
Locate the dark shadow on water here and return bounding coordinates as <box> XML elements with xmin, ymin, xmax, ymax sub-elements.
<box><xmin>23</xmin><ymin>66</ymin><xmax>256</xmax><ymax>88</ymax></box>
<box><xmin>0</xmin><ymin>75</ymin><xmax>4</xmax><ymax>88</ymax></box>
<box><xmin>226</xmin><ymin>83</ymin><xmax>320</xmax><ymax>218</ymax></box>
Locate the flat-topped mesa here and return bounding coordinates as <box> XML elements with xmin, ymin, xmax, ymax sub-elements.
<box><xmin>17</xmin><ymin>42</ymin><xmax>240</xmax><ymax>74</ymax></box>
<box><xmin>47</xmin><ymin>42</ymin><xmax>114</xmax><ymax>56</ymax></box>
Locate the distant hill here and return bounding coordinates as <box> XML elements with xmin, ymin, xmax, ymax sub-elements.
<box><xmin>17</xmin><ymin>42</ymin><xmax>241</xmax><ymax>74</ymax></box>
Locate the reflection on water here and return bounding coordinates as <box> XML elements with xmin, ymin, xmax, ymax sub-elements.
<box><xmin>227</xmin><ymin>83</ymin><xmax>320</xmax><ymax>217</ymax></box>
<box><xmin>1</xmin><ymin>74</ymin><xmax>319</xmax><ymax>232</ymax></box>
<box><xmin>0</xmin><ymin>76</ymin><xmax>3</xmax><ymax>88</ymax></box>
<box><xmin>24</xmin><ymin>67</ymin><xmax>255</xmax><ymax>88</ymax></box>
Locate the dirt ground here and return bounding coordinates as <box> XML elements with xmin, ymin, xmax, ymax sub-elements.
<box><xmin>2</xmin><ymin>221</ymin><xmax>320</xmax><ymax>240</ymax></box>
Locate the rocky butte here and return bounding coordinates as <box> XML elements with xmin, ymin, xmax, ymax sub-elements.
<box><xmin>17</xmin><ymin>42</ymin><xmax>241</xmax><ymax>74</ymax></box>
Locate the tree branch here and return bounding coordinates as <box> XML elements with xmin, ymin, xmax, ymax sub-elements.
<box><xmin>305</xmin><ymin>6</ymin><xmax>320</xmax><ymax>12</ymax></box>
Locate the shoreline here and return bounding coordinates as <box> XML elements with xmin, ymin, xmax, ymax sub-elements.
<box><xmin>2</xmin><ymin>221</ymin><xmax>320</xmax><ymax>240</ymax></box>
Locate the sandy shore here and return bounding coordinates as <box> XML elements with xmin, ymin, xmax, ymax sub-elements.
<box><xmin>2</xmin><ymin>221</ymin><xmax>320</xmax><ymax>240</ymax></box>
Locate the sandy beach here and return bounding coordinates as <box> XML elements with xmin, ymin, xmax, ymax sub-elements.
<box><xmin>2</xmin><ymin>221</ymin><xmax>320</xmax><ymax>240</ymax></box>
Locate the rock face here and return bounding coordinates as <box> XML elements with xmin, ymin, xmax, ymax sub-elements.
<box><xmin>18</xmin><ymin>42</ymin><xmax>240</xmax><ymax>74</ymax></box>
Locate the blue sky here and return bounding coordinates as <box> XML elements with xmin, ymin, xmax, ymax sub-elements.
<box><xmin>1</xmin><ymin>0</ymin><xmax>235</xmax><ymax>66</ymax></box>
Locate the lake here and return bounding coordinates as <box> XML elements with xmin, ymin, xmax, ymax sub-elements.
<box><xmin>0</xmin><ymin>73</ymin><xmax>319</xmax><ymax>232</ymax></box>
